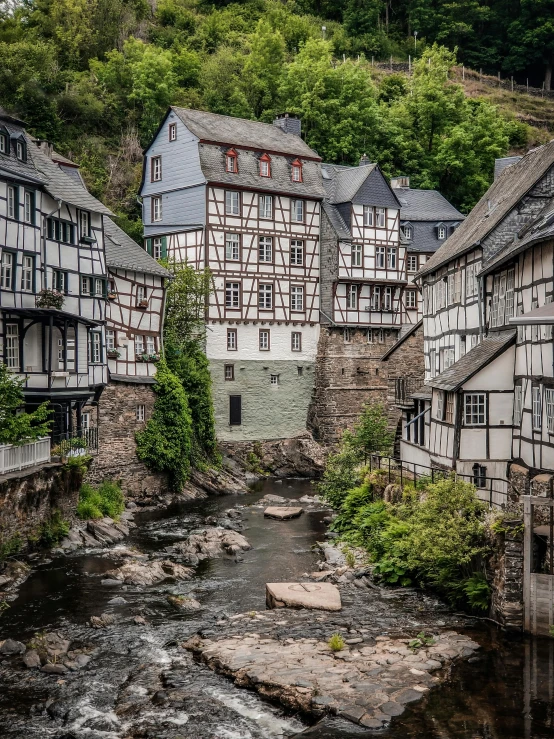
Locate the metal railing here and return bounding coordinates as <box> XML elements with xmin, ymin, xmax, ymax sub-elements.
<box><xmin>51</xmin><ymin>428</ymin><xmax>98</xmax><ymax>457</ymax></box>
<box><xmin>367</xmin><ymin>454</ymin><xmax>511</xmax><ymax>509</ymax></box>
<box><xmin>0</xmin><ymin>437</ymin><xmax>51</xmax><ymax>475</ymax></box>
<box><xmin>394</xmin><ymin>376</ymin><xmax>425</xmax><ymax>405</ymax></box>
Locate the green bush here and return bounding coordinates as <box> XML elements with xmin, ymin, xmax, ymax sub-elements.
<box><xmin>77</xmin><ymin>480</ymin><xmax>124</xmax><ymax>520</ymax></box>
<box><xmin>31</xmin><ymin>510</ymin><xmax>69</xmax><ymax>547</ymax></box>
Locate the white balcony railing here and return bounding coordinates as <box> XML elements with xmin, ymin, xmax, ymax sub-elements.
<box><xmin>0</xmin><ymin>437</ymin><xmax>51</xmax><ymax>475</ymax></box>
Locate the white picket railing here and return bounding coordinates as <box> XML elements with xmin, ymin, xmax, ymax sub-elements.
<box><xmin>0</xmin><ymin>437</ymin><xmax>51</xmax><ymax>475</ymax></box>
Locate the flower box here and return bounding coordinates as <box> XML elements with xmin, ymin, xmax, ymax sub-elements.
<box><xmin>107</xmin><ymin>350</ymin><xmax>121</xmax><ymax>359</ymax></box>
<box><xmin>137</xmin><ymin>299</ymin><xmax>149</xmax><ymax>309</ymax></box>
<box><xmin>36</xmin><ymin>289</ymin><xmax>64</xmax><ymax>309</ymax></box>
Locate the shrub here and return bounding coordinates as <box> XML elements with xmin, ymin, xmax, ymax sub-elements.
<box><xmin>30</xmin><ymin>510</ymin><xmax>69</xmax><ymax>547</ymax></box>
<box><xmin>0</xmin><ymin>533</ymin><xmax>22</xmax><ymax>562</ymax></box>
<box><xmin>77</xmin><ymin>480</ymin><xmax>124</xmax><ymax>520</ymax></box>
<box><xmin>0</xmin><ymin>363</ymin><xmax>52</xmax><ymax>445</ymax></box>
<box><xmin>328</xmin><ymin>633</ymin><xmax>345</xmax><ymax>652</ymax></box>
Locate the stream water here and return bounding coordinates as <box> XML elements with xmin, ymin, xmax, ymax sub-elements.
<box><xmin>0</xmin><ymin>478</ymin><xmax>554</xmax><ymax>738</ymax></box>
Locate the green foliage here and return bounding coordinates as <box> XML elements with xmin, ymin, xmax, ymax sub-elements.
<box><xmin>0</xmin><ymin>363</ymin><xmax>52</xmax><ymax>445</ymax></box>
<box><xmin>408</xmin><ymin>632</ymin><xmax>435</xmax><ymax>651</ymax></box>
<box><xmin>328</xmin><ymin>633</ymin><xmax>345</xmax><ymax>651</ymax></box>
<box><xmin>136</xmin><ymin>359</ymin><xmax>193</xmax><ymax>490</ymax></box>
<box><xmin>30</xmin><ymin>510</ymin><xmax>70</xmax><ymax>548</ymax></box>
<box><xmin>351</xmin><ymin>402</ymin><xmax>393</xmax><ymax>457</ymax></box>
<box><xmin>62</xmin><ymin>454</ymin><xmax>92</xmax><ymax>476</ymax></box>
<box><xmin>325</xmin><ymin>473</ymin><xmax>494</xmax><ymax>611</ymax></box>
<box><xmin>0</xmin><ymin>533</ymin><xmax>22</xmax><ymax>562</ymax></box>
<box><xmin>317</xmin><ymin>436</ymin><xmax>362</xmax><ymax>509</ymax></box>
<box><xmin>77</xmin><ymin>480</ymin><xmax>125</xmax><ymax>520</ymax></box>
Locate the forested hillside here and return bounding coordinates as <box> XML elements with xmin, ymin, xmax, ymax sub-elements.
<box><xmin>0</xmin><ymin>0</ymin><xmax>549</xmax><ymax>239</ymax></box>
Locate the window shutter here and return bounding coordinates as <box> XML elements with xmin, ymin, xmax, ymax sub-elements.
<box><xmin>145</xmin><ymin>238</ymin><xmax>152</xmax><ymax>255</ymax></box>
<box><xmin>161</xmin><ymin>236</ymin><xmax>168</xmax><ymax>259</ymax></box>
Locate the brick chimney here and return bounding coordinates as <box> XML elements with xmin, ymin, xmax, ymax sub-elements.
<box><xmin>359</xmin><ymin>153</ymin><xmax>370</xmax><ymax>166</ymax></box>
<box><xmin>273</xmin><ymin>113</ymin><xmax>301</xmax><ymax>137</ymax></box>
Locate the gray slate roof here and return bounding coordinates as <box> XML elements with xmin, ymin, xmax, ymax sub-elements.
<box><xmin>395</xmin><ymin>187</ymin><xmax>464</xmax><ymax>222</ymax></box>
<box><xmin>494</xmin><ymin>156</ymin><xmax>521</xmax><ymax>180</ymax></box>
<box><xmin>430</xmin><ymin>330</ymin><xmax>516</xmax><ymax>391</ymax></box>
<box><xmin>418</xmin><ymin>140</ymin><xmax>554</xmax><ymax>278</ymax></box>
<box><xmin>104</xmin><ymin>218</ymin><xmax>170</xmax><ymax>277</ymax></box>
<box><xmin>171</xmin><ymin>107</ymin><xmax>319</xmax><ymax>159</ymax></box>
<box><xmin>322</xmin><ymin>201</ymin><xmax>351</xmax><ymax>240</ymax></box>
<box><xmin>322</xmin><ymin>163</ymin><xmax>377</xmax><ymax>203</ymax></box>
<box><xmin>198</xmin><ymin>143</ymin><xmax>325</xmax><ymax>199</ymax></box>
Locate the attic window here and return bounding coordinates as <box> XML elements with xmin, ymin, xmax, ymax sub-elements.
<box><xmin>0</xmin><ymin>131</ymin><xmax>7</xmax><ymax>154</ymax></box>
<box><xmin>260</xmin><ymin>153</ymin><xmax>271</xmax><ymax>177</ymax></box>
<box><xmin>16</xmin><ymin>139</ymin><xmax>26</xmax><ymax>162</ymax></box>
<box><xmin>438</xmin><ymin>225</ymin><xmax>447</xmax><ymax>240</ymax></box>
<box><xmin>226</xmin><ymin>149</ymin><xmax>238</xmax><ymax>174</ymax></box>
<box><xmin>168</xmin><ymin>122</ymin><xmax>177</xmax><ymax>142</ymax></box>
<box><xmin>403</xmin><ymin>225</ymin><xmax>412</xmax><ymax>240</ymax></box>
<box><xmin>291</xmin><ymin>159</ymin><xmax>303</xmax><ymax>182</ymax></box>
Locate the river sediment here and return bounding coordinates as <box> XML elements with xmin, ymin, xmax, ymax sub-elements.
<box><xmin>0</xmin><ymin>478</ymin><xmax>552</xmax><ymax>738</ymax></box>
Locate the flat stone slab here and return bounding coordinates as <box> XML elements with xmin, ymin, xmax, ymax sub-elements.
<box><xmin>266</xmin><ymin>582</ymin><xmax>342</xmax><ymax>611</ymax></box>
<box><xmin>264</xmin><ymin>506</ymin><xmax>303</xmax><ymax>520</ymax></box>
<box><xmin>184</xmin><ymin>630</ymin><xmax>480</xmax><ymax>728</ymax></box>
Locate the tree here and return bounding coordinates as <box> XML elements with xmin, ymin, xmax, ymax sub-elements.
<box><xmin>0</xmin><ymin>364</ymin><xmax>52</xmax><ymax>445</ymax></box>
<box><xmin>135</xmin><ymin>359</ymin><xmax>193</xmax><ymax>490</ymax></box>
<box><xmin>243</xmin><ymin>19</ymin><xmax>285</xmax><ymax>117</ymax></box>
<box><xmin>164</xmin><ymin>261</ymin><xmax>211</xmax><ymax>348</ymax></box>
<box><xmin>351</xmin><ymin>401</ymin><xmax>393</xmax><ymax>456</ymax></box>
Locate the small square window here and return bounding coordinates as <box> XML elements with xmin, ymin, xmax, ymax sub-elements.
<box><xmin>270</xmin><ymin>374</ymin><xmax>279</xmax><ymax>385</ymax></box>
<box><xmin>224</xmin><ymin>364</ymin><xmax>234</xmax><ymax>381</ymax></box>
<box><xmin>136</xmin><ymin>404</ymin><xmax>146</xmax><ymax>422</ymax></box>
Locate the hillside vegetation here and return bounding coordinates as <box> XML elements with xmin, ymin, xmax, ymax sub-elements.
<box><xmin>0</xmin><ymin>0</ymin><xmax>550</xmax><ymax>240</ymax></box>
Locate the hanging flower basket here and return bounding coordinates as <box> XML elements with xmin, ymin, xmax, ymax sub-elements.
<box><xmin>107</xmin><ymin>349</ymin><xmax>121</xmax><ymax>359</ymax></box>
<box><xmin>36</xmin><ymin>289</ymin><xmax>64</xmax><ymax>309</ymax></box>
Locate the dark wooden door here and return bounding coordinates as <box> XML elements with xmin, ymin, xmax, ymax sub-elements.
<box><xmin>229</xmin><ymin>395</ymin><xmax>241</xmax><ymax>425</ymax></box>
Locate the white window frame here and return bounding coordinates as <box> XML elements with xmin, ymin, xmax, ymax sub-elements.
<box><xmin>444</xmin><ymin>348</ymin><xmax>455</xmax><ymax>369</ymax></box>
<box><xmin>153</xmin><ymin>237</ymin><xmax>162</xmax><ymax>259</ymax></box>
<box><xmin>513</xmin><ymin>384</ymin><xmax>523</xmax><ymax>426</ymax></box>
<box><xmin>464</xmin><ymin>393</ymin><xmax>486</xmax><ymax>426</ymax></box>
<box><xmin>375</xmin><ymin>207</ymin><xmax>386</xmax><ymax>228</ymax></box>
<box><xmin>270</xmin><ymin>374</ymin><xmax>279</xmax><ymax>386</ymax></box>
<box><xmin>146</xmin><ymin>335</ymin><xmax>156</xmax><ymax>355</ymax></box>
<box><xmin>259</xmin><ymin>329</ymin><xmax>270</xmax><ymax>351</ymax></box>
<box><xmin>258</xmin><ymin>283</ymin><xmax>273</xmax><ymax>310</ymax></box>
<box><xmin>545</xmin><ymin>388</ymin><xmax>554</xmax><ymax>434</ymax></box>
<box><xmin>371</xmin><ymin>286</ymin><xmax>381</xmax><ymax>311</ymax></box>
<box><xmin>532</xmin><ymin>386</ymin><xmax>542</xmax><ymax>430</ymax></box>
<box><xmin>168</xmin><ymin>122</ymin><xmax>177</xmax><ymax>141</ymax></box>
<box><xmin>151</xmin><ymin>156</ymin><xmax>162</xmax><ymax>181</ymax></box>
<box><xmin>376</xmin><ymin>247</ymin><xmax>385</xmax><ymax>269</ymax></box>
<box><xmin>79</xmin><ymin>210</ymin><xmax>90</xmax><ymax>239</ymax></box>
<box><xmin>225</xmin><ymin>282</ymin><xmax>240</xmax><ymax>309</ymax></box>
<box><xmin>24</xmin><ymin>191</ymin><xmax>33</xmax><ymax>224</ymax></box>
<box><xmin>21</xmin><ymin>255</ymin><xmax>33</xmax><ymax>292</ymax></box>
<box><xmin>406</xmin><ymin>289</ymin><xmax>417</xmax><ymax>309</ymax></box>
<box><xmin>259</xmin><ymin>194</ymin><xmax>273</xmax><ymax>219</ymax></box>
<box><xmin>260</xmin><ymin>159</ymin><xmax>270</xmax><ymax>177</ymax></box>
<box><xmin>291</xmin><ymin>199</ymin><xmax>304</xmax><ymax>222</ymax></box>
<box><xmin>225</xmin><ymin>190</ymin><xmax>240</xmax><ymax>215</ymax></box>
<box><xmin>106</xmin><ymin>329</ymin><xmax>115</xmax><ymax>351</ymax></box>
<box><xmin>438</xmin><ymin>225</ymin><xmax>447</xmax><ymax>240</ymax></box>
<box><xmin>152</xmin><ymin>196</ymin><xmax>162</xmax><ymax>222</ymax></box>
<box><xmin>136</xmin><ymin>404</ymin><xmax>146</xmax><ymax>422</ymax></box>
<box><xmin>94</xmin><ymin>278</ymin><xmax>104</xmax><ymax>297</ymax></box>
<box><xmin>436</xmin><ymin>391</ymin><xmax>444</xmax><ymax>420</ymax></box>
<box><xmin>292</xmin><ymin>164</ymin><xmax>302</xmax><ymax>182</ymax></box>
<box><xmin>346</xmin><ymin>284</ymin><xmax>358</xmax><ymax>309</ymax></box>
<box><xmin>290</xmin><ymin>240</ymin><xmax>304</xmax><ymax>266</ymax></box>
<box><xmin>225</xmin><ymin>233</ymin><xmax>240</xmax><ymax>261</ymax></box>
<box><xmin>89</xmin><ymin>331</ymin><xmax>102</xmax><ymax>364</ymax></box>
<box><xmin>407</xmin><ymin>254</ymin><xmax>418</xmax><ymax>272</ymax></box>
<box><xmin>5</xmin><ymin>323</ymin><xmax>19</xmax><ymax>369</ymax></box>
<box><xmin>7</xmin><ymin>186</ymin><xmax>16</xmax><ymax>219</ymax></box>
<box><xmin>259</xmin><ymin>236</ymin><xmax>273</xmax><ymax>263</ymax></box>
<box><xmin>404</xmin><ymin>225</ymin><xmax>412</xmax><ymax>240</ymax></box>
<box><xmin>1</xmin><ymin>251</ymin><xmax>14</xmax><ymax>289</ymax></box>
<box><xmin>351</xmin><ymin>243</ymin><xmax>362</xmax><ymax>267</ymax></box>
<box><xmin>290</xmin><ymin>285</ymin><xmax>304</xmax><ymax>311</ymax></box>
<box><xmin>387</xmin><ymin>247</ymin><xmax>396</xmax><ymax>269</ymax></box>
<box><xmin>291</xmin><ymin>332</ymin><xmax>301</xmax><ymax>352</ymax></box>
<box><xmin>227</xmin><ymin>329</ymin><xmax>237</xmax><ymax>351</ymax></box>
<box><xmin>363</xmin><ymin>206</ymin><xmax>373</xmax><ymax>227</ymax></box>
<box><xmin>382</xmin><ymin>286</ymin><xmax>392</xmax><ymax>311</ymax></box>
<box><xmin>135</xmin><ymin>334</ymin><xmax>145</xmax><ymax>356</ymax></box>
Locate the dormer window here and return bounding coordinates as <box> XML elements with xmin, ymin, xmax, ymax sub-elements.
<box><xmin>403</xmin><ymin>225</ymin><xmax>412</xmax><ymax>240</ymax></box>
<box><xmin>16</xmin><ymin>139</ymin><xmax>26</xmax><ymax>162</ymax></box>
<box><xmin>0</xmin><ymin>130</ymin><xmax>7</xmax><ymax>154</ymax></box>
<box><xmin>291</xmin><ymin>158</ymin><xmax>303</xmax><ymax>182</ymax></box>
<box><xmin>226</xmin><ymin>149</ymin><xmax>238</xmax><ymax>173</ymax></box>
<box><xmin>437</xmin><ymin>225</ymin><xmax>447</xmax><ymax>240</ymax></box>
<box><xmin>260</xmin><ymin>153</ymin><xmax>271</xmax><ymax>177</ymax></box>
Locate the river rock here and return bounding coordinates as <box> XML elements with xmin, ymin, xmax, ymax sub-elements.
<box><xmin>266</xmin><ymin>582</ymin><xmax>342</xmax><ymax>611</ymax></box>
<box><xmin>184</xmin><ymin>631</ymin><xmax>480</xmax><ymax>727</ymax></box>
<box><xmin>22</xmin><ymin>649</ymin><xmax>41</xmax><ymax>669</ymax></box>
<box><xmin>87</xmin><ymin>518</ymin><xmax>126</xmax><ymax>545</ymax></box>
<box><xmin>264</xmin><ymin>507</ymin><xmax>303</xmax><ymax>520</ymax></box>
<box><xmin>170</xmin><ymin>529</ymin><xmax>251</xmax><ymax>565</ymax></box>
<box><xmin>167</xmin><ymin>594</ymin><xmax>202</xmax><ymax>611</ymax></box>
<box><xmin>105</xmin><ymin>559</ymin><xmax>193</xmax><ymax>586</ymax></box>
<box><xmin>319</xmin><ymin>543</ymin><xmax>347</xmax><ymax>567</ymax></box>
<box><xmin>89</xmin><ymin>613</ymin><xmax>116</xmax><ymax>628</ymax></box>
<box><xmin>41</xmin><ymin>663</ymin><xmax>68</xmax><ymax>675</ymax></box>
<box><xmin>0</xmin><ymin>638</ymin><xmax>25</xmax><ymax>655</ymax></box>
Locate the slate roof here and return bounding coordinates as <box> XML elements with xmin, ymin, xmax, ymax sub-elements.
<box><xmin>494</xmin><ymin>156</ymin><xmax>521</xmax><ymax>180</ymax></box>
<box><xmin>322</xmin><ymin>201</ymin><xmax>351</xmax><ymax>240</ymax></box>
<box><xmin>198</xmin><ymin>143</ymin><xmax>325</xmax><ymax>199</ymax></box>
<box><xmin>395</xmin><ymin>187</ymin><xmax>464</xmax><ymax>222</ymax></box>
<box><xmin>104</xmin><ymin>218</ymin><xmax>170</xmax><ymax>277</ymax></box>
<box><xmin>429</xmin><ymin>330</ymin><xmax>516</xmax><ymax>391</ymax></box>
<box><xmin>171</xmin><ymin>107</ymin><xmax>319</xmax><ymax>159</ymax></box>
<box><xmin>322</xmin><ymin>163</ymin><xmax>377</xmax><ymax>203</ymax></box>
<box><xmin>418</xmin><ymin>140</ymin><xmax>554</xmax><ymax>278</ymax></box>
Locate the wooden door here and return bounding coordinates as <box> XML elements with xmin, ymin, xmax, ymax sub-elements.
<box><xmin>229</xmin><ymin>395</ymin><xmax>241</xmax><ymax>426</ymax></box>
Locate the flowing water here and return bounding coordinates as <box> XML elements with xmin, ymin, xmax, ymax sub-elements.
<box><xmin>0</xmin><ymin>478</ymin><xmax>553</xmax><ymax>738</ymax></box>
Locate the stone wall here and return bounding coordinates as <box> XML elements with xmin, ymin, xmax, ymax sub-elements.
<box><xmin>220</xmin><ymin>434</ymin><xmax>326</xmax><ymax>478</ymax></box>
<box><xmin>85</xmin><ymin>379</ymin><xmax>168</xmax><ymax>499</ymax></box>
<box><xmin>0</xmin><ymin>463</ymin><xmax>82</xmax><ymax>546</ymax></box>
<box><xmin>489</xmin><ymin>520</ymin><xmax>524</xmax><ymax>630</ymax></box>
<box><xmin>309</xmin><ymin>324</ymin><xmax>424</xmax><ymax>444</ymax></box>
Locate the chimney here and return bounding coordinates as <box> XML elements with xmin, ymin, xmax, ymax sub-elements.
<box><xmin>273</xmin><ymin>113</ymin><xmax>301</xmax><ymax>137</ymax></box>
<box><xmin>36</xmin><ymin>139</ymin><xmax>53</xmax><ymax>159</ymax></box>
<box><xmin>359</xmin><ymin>153</ymin><xmax>370</xmax><ymax>166</ymax></box>
<box><xmin>390</xmin><ymin>175</ymin><xmax>410</xmax><ymax>189</ymax></box>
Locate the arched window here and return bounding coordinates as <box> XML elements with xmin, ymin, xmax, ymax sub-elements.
<box><xmin>291</xmin><ymin>158</ymin><xmax>303</xmax><ymax>182</ymax></box>
<box><xmin>226</xmin><ymin>149</ymin><xmax>238</xmax><ymax>173</ymax></box>
<box><xmin>259</xmin><ymin>152</ymin><xmax>271</xmax><ymax>177</ymax></box>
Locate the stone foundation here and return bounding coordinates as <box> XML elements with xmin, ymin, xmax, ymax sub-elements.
<box><xmin>0</xmin><ymin>462</ymin><xmax>83</xmax><ymax>547</ymax></box>
<box><xmin>489</xmin><ymin>520</ymin><xmax>524</xmax><ymax>630</ymax></box>
<box><xmin>85</xmin><ymin>379</ymin><xmax>168</xmax><ymax>500</ymax></box>
<box><xmin>220</xmin><ymin>434</ymin><xmax>326</xmax><ymax>478</ymax></box>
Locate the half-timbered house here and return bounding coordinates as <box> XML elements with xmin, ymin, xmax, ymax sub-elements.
<box><xmin>397</xmin><ymin>144</ymin><xmax>554</xmax><ymax>504</ymax></box>
<box><xmin>390</xmin><ymin>176</ymin><xmax>464</xmax><ymax>322</ymax></box>
<box><xmin>0</xmin><ymin>109</ymin><xmax>111</xmax><ymax>442</ymax></box>
<box><xmin>140</xmin><ymin>108</ymin><xmax>325</xmax><ymax>441</ymax></box>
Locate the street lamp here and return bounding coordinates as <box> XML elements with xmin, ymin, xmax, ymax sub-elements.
<box><xmin>414</xmin><ymin>31</ymin><xmax>418</xmax><ymax>53</ymax></box>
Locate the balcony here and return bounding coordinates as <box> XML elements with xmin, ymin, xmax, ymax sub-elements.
<box><xmin>394</xmin><ymin>376</ymin><xmax>425</xmax><ymax>406</ymax></box>
<box><xmin>51</xmin><ymin>428</ymin><xmax>99</xmax><ymax>458</ymax></box>
<box><xmin>0</xmin><ymin>437</ymin><xmax>51</xmax><ymax>475</ymax></box>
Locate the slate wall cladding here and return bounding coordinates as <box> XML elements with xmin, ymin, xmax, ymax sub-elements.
<box><xmin>86</xmin><ymin>381</ymin><xmax>168</xmax><ymax>497</ymax></box>
<box><xmin>319</xmin><ymin>210</ymin><xmax>340</xmax><ymax>323</ymax></box>
<box><xmin>0</xmin><ymin>463</ymin><xmax>81</xmax><ymax>545</ymax></box>
<box><xmin>210</xmin><ymin>359</ymin><xmax>316</xmax><ymax>442</ymax></box>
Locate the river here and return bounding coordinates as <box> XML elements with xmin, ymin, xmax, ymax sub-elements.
<box><xmin>0</xmin><ymin>478</ymin><xmax>553</xmax><ymax>738</ymax></box>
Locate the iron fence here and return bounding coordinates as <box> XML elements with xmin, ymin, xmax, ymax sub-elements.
<box><xmin>51</xmin><ymin>428</ymin><xmax>98</xmax><ymax>457</ymax></box>
<box><xmin>367</xmin><ymin>454</ymin><xmax>511</xmax><ymax>509</ymax></box>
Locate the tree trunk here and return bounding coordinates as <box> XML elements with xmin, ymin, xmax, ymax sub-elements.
<box><xmin>546</xmin><ymin>60</ymin><xmax>553</xmax><ymax>91</ymax></box>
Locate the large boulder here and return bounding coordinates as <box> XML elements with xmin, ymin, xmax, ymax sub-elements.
<box><xmin>170</xmin><ymin>529</ymin><xmax>251</xmax><ymax>565</ymax></box>
<box><xmin>105</xmin><ymin>560</ymin><xmax>193</xmax><ymax>586</ymax></box>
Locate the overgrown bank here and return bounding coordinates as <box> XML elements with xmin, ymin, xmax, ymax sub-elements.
<box><xmin>318</xmin><ymin>403</ymin><xmax>504</xmax><ymax>613</ymax></box>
